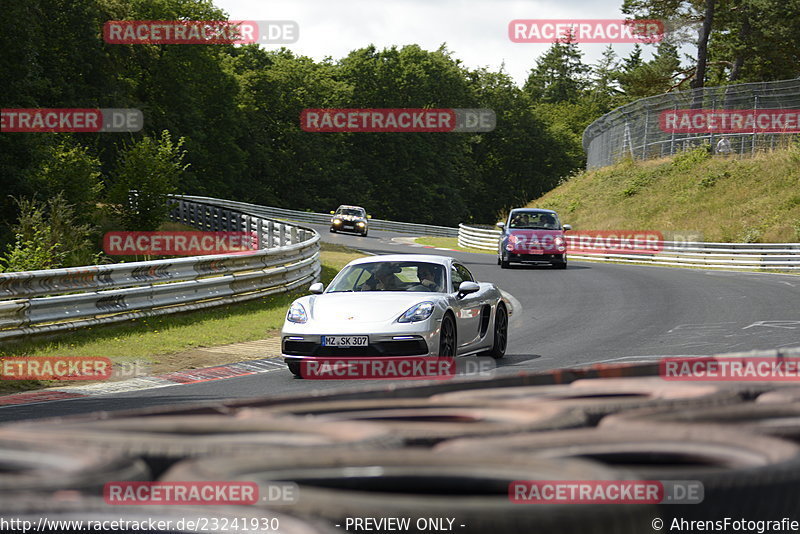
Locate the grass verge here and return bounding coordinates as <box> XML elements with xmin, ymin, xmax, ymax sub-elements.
<box><xmin>531</xmin><ymin>146</ymin><xmax>800</xmax><ymax>243</ymax></box>
<box><xmin>414</xmin><ymin>236</ymin><xmax>493</xmax><ymax>255</ymax></box>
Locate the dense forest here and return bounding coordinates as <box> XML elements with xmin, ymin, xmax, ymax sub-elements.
<box><xmin>1</xmin><ymin>0</ymin><xmax>797</xmax><ymax>270</ymax></box>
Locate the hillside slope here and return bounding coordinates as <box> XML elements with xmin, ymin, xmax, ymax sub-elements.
<box><xmin>530</xmin><ymin>146</ymin><xmax>800</xmax><ymax>243</ymax></box>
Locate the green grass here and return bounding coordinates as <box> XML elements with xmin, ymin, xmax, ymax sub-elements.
<box><xmin>0</xmin><ymin>242</ymin><xmax>366</xmax><ymax>393</ymax></box>
<box><xmin>414</xmin><ymin>236</ymin><xmax>493</xmax><ymax>255</ymax></box>
<box><xmin>531</xmin><ymin>146</ymin><xmax>800</xmax><ymax>243</ymax></box>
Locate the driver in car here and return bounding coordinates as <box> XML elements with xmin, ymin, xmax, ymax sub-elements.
<box><xmin>416</xmin><ymin>264</ymin><xmax>439</xmax><ymax>291</ymax></box>
<box><xmin>510</xmin><ymin>213</ymin><xmax>529</xmax><ymax>228</ymax></box>
<box><xmin>540</xmin><ymin>213</ymin><xmax>558</xmax><ymax>229</ymax></box>
<box><xmin>362</xmin><ymin>264</ymin><xmax>403</xmax><ymax>291</ymax></box>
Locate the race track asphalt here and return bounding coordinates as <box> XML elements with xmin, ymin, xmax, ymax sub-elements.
<box><xmin>2</xmin><ymin>223</ymin><xmax>798</xmax><ymax>422</ymax></box>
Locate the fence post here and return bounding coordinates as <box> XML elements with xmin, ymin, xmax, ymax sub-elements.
<box><xmin>267</xmin><ymin>220</ymin><xmax>275</xmax><ymax>248</ymax></box>
<box><xmin>752</xmin><ymin>95</ymin><xmax>758</xmax><ymax>155</ymax></box>
<box><xmin>642</xmin><ymin>108</ymin><xmax>649</xmax><ymax>159</ymax></box>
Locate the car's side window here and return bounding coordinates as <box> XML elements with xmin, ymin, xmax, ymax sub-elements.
<box><xmin>450</xmin><ymin>265</ymin><xmax>463</xmax><ymax>292</ymax></box>
<box><xmin>455</xmin><ymin>263</ymin><xmax>474</xmax><ymax>283</ymax></box>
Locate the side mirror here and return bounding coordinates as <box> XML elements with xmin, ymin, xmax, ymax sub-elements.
<box><xmin>367</xmin><ymin>215</ymin><xmax>372</xmax><ymax>219</ymax></box>
<box><xmin>457</xmin><ymin>281</ymin><xmax>480</xmax><ymax>297</ymax></box>
<box><xmin>309</xmin><ymin>282</ymin><xmax>324</xmax><ymax>294</ymax></box>
<box><xmin>562</xmin><ymin>224</ymin><xmax>572</xmax><ymax>231</ymax></box>
<box><xmin>330</xmin><ymin>211</ymin><xmax>335</xmax><ymax>215</ymax></box>
<box><xmin>496</xmin><ymin>222</ymin><xmax>505</xmax><ymax>229</ymax></box>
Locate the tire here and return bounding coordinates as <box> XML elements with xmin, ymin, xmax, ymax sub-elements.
<box><xmin>0</xmin><ymin>416</ymin><xmax>399</xmax><ymax>478</ymax></box>
<box><xmin>485</xmin><ymin>303</ymin><xmax>507</xmax><ymax>359</ymax></box>
<box><xmin>329</xmin><ymin>227</ymin><xmax>335</xmax><ymax>233</ymax></box>
<box><xmin>246</xmin><ymin>398</ymin><xmax>587</xmax><ymax>445</ymax></box>
<box><xmin>552</xmin><ymin>254</ymin><xmax>567</xmax><ymax>269</ymax></box>
<box><xmin>362</xmin><ymin>230</ymin><xmax>368</xmax><ymax>237</ymax></box>
<box><xmin>438</xmin><ymin>313</ymin><xmax>456</xmax><ymax>358</ymax></box>
<box><xmin>601</xmin><ymin>401</ymin><xmax>800</xmax><ymax>443</ymax></box>
<box><xmin>163</xmin><ymin>449</ymin><xmax>655</xmax><ymax>534</ymax></box>
<box><xmin>430</xmin><ymin>377</ymin><xmax>740</xmax><ymax>424</ymax></box>
<box><xmin>0</xmin><ymin>439</ymin><xmax>148</xmax><ymax>494</ymax></box>
<box><xmin>757</xmin><ymin>387</ymin><xmax>800</xmax><ymax>403</ymax></box>
<box><xmin>499</xmin><ymin>256</ymin><xmax>510</xmax><ymax>269</ymax></box>
<box><xmin>435</xmin><ymin>425</ymin><xmax>800</xmax><ymax>521</ymax></box>
<box><xmin>287</xmin><ymin>359</ymin><xmax>302</xmax><ymax>378</ymax></box>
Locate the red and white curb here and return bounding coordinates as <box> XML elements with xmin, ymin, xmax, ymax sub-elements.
<box><xmin>0</xmin><ymin>358</ymin><xmax>286</xmax><ymax>407</ymax></box>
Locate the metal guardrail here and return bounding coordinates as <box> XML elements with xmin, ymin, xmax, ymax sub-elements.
<box><xmin>458</xmin><ymin>224</ymin><xmax>503</xmax><ymax>250</ymax></box>
<box><xmin>177</xmin><ymin>195</ymin><xmax>460</xmax><ymax>238</ymax></box>
<box><xmin>0</xmin><ymin>198</ymin><xmax>320</xmax><ymax>342</ymax></box>
<box><xmin>583</xmin><ymin>78</ymin><xmax>800</xmax><ymax>169</ymax></box>
<box><xmin>458</xmin><ymin>224</ymin><xmax>800</xmax><ymax>270</ymax></box>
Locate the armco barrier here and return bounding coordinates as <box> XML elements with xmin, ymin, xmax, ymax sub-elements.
<box><xmin>176</xmin><ymin>195</ymin><xmax>460</xmax><ymax>238</ymax></box>
<box><xmin>458</xmin><ymin>224</ymin><xmax>800</xmax><ymax>270</ymax></box>
<box><xmin>0</xmin><ymin>198</ymin><xmax>320</xmax><ymax>341</ymax></box>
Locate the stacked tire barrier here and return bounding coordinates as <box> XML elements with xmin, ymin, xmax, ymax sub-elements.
<box><xmin>458</xmin><ymin>223</ymin><xmax>800</xmax><ymax>270</ymax></box>
<box><xmin>0</xmin><ymin>198</ymin><xmax>320</xmax><ymax>341</ymax></box>
<box><xmin>3</xmin><ymin>346</ymin><xmax>800</xmax><ymax>532</ymax></box>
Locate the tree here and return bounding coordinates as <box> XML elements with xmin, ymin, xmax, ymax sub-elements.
<box><xmin>0</xmin><ymin>195</ymin><xmax>96</xmax><ymax>272</ymax></box>
<box><xmin>622</xmin><ymin>0</ymin><xmax>716</xmax><ymax>90</ymax></box>
<box><xmin>618</xmin><ymin>40</ymin><xmax>683</xmax><ymax>99</ymax></box>
<box><xmin>107</xmin><ymin>131</ymin><xmax>188</xmax><ymax>231</ymax></box>
<box><xmin>32</xmin><ymin>137</ymin><xmax>103</xmax><ymax>224</ymax></box>
<box><xmin>524</xmin><ymin>37</ymin><xmax>591</xmax><ymax>104</ymax></box>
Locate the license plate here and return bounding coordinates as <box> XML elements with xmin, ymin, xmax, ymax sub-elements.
<box><xmin>343</xmin><ymin>225</ymin><xmax>354</xmax><ymax>229</ymax></box>
<box><xmin>321</xmin><ymin>335</ymin><xmax>368</xmax><ymax>347</ymax></box>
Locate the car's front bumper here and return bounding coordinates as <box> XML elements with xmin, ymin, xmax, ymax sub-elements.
<box><xmin>281</xmin><ymin>318</ymin><xmax>439</xmax><ymax>360</ymax></box>
<box><xmin>282</xmin><ymin>334</ymin><xmax>429</xmax><ymax>358</ymax></box>
<box><xmin>330</xmin><ymin>221</ymin><xmax>367</xmax><ymax>233</ymax></box>
<box><xmin>504</xmin><ymin>252</ymin><xmax>566</xmax><ymax>263</ymax></box>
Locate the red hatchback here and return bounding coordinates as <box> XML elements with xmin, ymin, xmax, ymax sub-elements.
<box><xmin>497</xmin><ymin>209</ymin><xmax>571</xmax><ymax>269</ymax></box>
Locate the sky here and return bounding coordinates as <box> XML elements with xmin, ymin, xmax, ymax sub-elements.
<box><xmin>214</xmin><ymin>0</ymin><xmax>675</xmax><ymax>86</ymax></box>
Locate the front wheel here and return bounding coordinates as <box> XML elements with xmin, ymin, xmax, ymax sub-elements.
<box><xmin>486</xmin><ymin>304</ymin><xmax>508</xmax><ymax>359</ymax></box>
<box><xmin>438</xmin><ymin>314</ymin><xmax>456</xmax><ymax>358</ymax></box>
<box><xmin>329</xmin><ymin>227</ymin><xmax>336</xmax><ymax>233</ymax></box>
<box><xmin>500</xmin><ymin>256</ymin><xmax>510</xmax><ymax>269</ymax></box>
<box><xmin>287</xmin><ymin>360</ymin><xmax>303</xmax><ymax>378</ymax></box>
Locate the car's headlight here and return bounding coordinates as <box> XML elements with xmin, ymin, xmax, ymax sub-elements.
<box><xmin>287</xmin><ymin>302</ymin><xmax>308</xmax><ymax>323</ymax></box>
<box><xmin>357</xmin><ymin>221</ymin><xmax>365</xmax><ymax>226</ymax></box>
<box><xmin>398</xmin><ymin>301</ymin><xmax>435</xmax><ymax>323</ymax></box>
<box><xmin>333</xmin><ymin>219</ymin><xmax>342</xmax><ymax>225</ymax></box>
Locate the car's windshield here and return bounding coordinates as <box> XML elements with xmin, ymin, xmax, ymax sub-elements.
<box><xmin>327</xmin><ymin>261</ymin><xmax>446</xmax><ymax>292</ymax></box>
<box><xmin>336</xmin><ymin>208</ymin><xmax>364</xmax><ymax>217</ymax></box>
<box><xmin>508</xmin><ymin>211</ymin><xmax>560</xmax><ymax>229</ymax></box>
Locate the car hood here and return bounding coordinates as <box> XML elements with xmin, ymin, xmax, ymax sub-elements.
<box><xmin>305</xmin><ymin>292</ymin><xmax>437</xmax><ymax>324</ymax></box>
<box><xmin>332</xmin><ymin>214</ymin><xmax>365</xmax><ymax>222</ymax></box>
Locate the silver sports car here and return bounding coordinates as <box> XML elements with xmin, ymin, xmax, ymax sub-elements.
<box><xmin>281</xmin><ymin>254</ymin><xmax>508</xmax><ymax>377</ymax></box>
